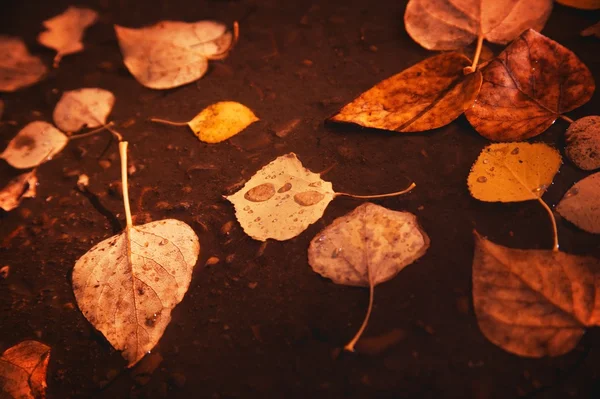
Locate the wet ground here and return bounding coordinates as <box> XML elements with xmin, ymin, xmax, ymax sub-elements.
<box><xmin>1</xmin><ymin>0</ymin><xmax>600</xmax><ymax>398</ymax></box>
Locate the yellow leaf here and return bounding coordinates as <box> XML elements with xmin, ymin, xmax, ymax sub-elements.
<box><xmin>468</xmin><ymin>142</ymin><xmax>561</xmax><ymax>202</ymax></box>
<box><xmin>556</xmin><ymin>0</ymin><xmax>600</xmax><ymax>9</ymax></box>
<box><xmin>188</xmin><ymin>101</ymin><xmax>258</xmax><ymax>143</ymax></box>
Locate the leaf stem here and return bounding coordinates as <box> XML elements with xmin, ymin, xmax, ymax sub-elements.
<box><xmin>560</xmin><ymin>115</ymin><xmax>574</xmax><ymax>124</ymax></box>
<box><xmin>464</xmin><ymin>34</ymin><xmax>484</xmax><ymax>75</ymax></box>
<box><xmin>335</xmin><ymin>182</ymin><xmax>416</xmax><ymax>199</ymax></box>
<box><xmin>536</xmin><ymin>197</ymin><xmax>559</xmax><ymax>252</ymax></box>
<box><xmin>344</xmin><ymin>281</ymin><xmax>374</xmax><ymax>352</ymax></box>
<box><xmin>149</xmin><ymin>117</ymin><xmax>188</xmax><ymax>127</ymax></box>
<box><xmin>119</xmin><ymin>141</ymin><xmax>133</xmax><ymax>229</ymax></box>
<box><xmin>68</xmin><ymin>122</ymin><xmax>115</xmax><ymax>140</ymax></box>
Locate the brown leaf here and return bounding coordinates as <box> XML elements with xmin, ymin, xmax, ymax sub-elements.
<box><xmin>556</xmin><ymin>172</ymin><xmax>600</xmax><ymax>234</ymax></box>
<box><xmin>0</xmin><ymin>170</ymin><xmax>37</xmax><ymax>212</ymax></box>
<box><xmin>557</xmin><ymin>0</ymin><xmax>600</xmax><ymax>10</ymax></box>
<box><xmin>0</xmin><ymin>36</ymin><xmax>47</xmax><ymax>92</ymax></box>
<box><xmin>466</xmin><ymin>29</ymin><xmax>595</xmax><ymax>141</ymax></box>
<box><xmin>404</xmin><ymin>0</ymin><xmax>553</xmax><ymax>50</ymax></box>
<box><xmin>329</xmin><ymin>52</ymin><xmax>482</xmax><ymax>132</ymax></box>
<box><xmin>581</xmin><ymin>21</ymin><xmax>600</xmax><ymax>38</ymax></box>
<box><xmin>0</xmin><ymin>340</ymin><xmax>51</xmax><ymax>399</ymax></box>
<box><xmin>565</xmin><ymin>116</ymin><xmax>600</xmax><ymax>171</ymax></box>
<box><xmin>473</xmin><ymin>232</ymin><xmax>600</xmax><ymax>357</ymax></box>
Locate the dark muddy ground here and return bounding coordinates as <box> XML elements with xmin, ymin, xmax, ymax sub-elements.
<box><xmin>1</xmin><ymin>1</ymin><xmax>600</xmax><ymax>398</ymax></box>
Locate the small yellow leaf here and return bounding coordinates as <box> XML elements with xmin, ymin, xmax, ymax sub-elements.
<box><xmin>468</xmin><ymin>142</ymin><xmax>561</xmax><ymax>202</ymax></box>
<box><xmin>188</xmin><ymin>101</ymin><xmax>258</xmax><ymax>143</ymax></box>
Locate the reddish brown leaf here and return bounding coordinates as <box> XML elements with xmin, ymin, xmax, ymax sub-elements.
<box><xmin>466</xmin><ymin>29</ymin><xmax>595</xmax><ymax>141</ymax></box>
<box><xmin>473</xmin><ymin>232</ymin><xmax>600</xmax><ymax>357</ymax></box>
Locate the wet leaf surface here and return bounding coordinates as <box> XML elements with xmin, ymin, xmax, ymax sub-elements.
<box><xmin>468</xmin><ymin>142</ymin><xmax>561</xmax><ymax>202</ymax></box>
<box><xmin>0</xmin><ymin>121</ymin><xmax>68</xmax><ymax>169</ymax></box>
<box><xmin>0</xmin><ymin>170</ymin><xmax>37</xmax><ymax>212</ymax></box>
<box><xmin>0</xmin><ymin>36</ymin><xmax>47</xmax><ymax>92</ymax></box>
<box><xmin>53</xmin><ymin>88</ymin><xmax>115</xmax><ymax>133</ymax></box>
<box><xmin>565</xmin><ymin>116</ymin><xmax>600</xmax><ymax>171</ymax></box>
<box><xmin>37</xmin><ymin>6</ymin><xmax>98</xmax><ymax>67</ymax></box>
<box><xmin>473</xmin><ymin>233</ymin><xmax>600</xmax><ymax>357</ymax></box>
<box><xmin>557</xmin><ymin>172</ymin><xmax>600</xmax><ymax>234</ymax></box>
<box><xmin>405</xmin><ymin>0</ymin><xmax>553</xmax><ymax>50</ymax></box>
<box><xmin>329</xmin><ymin>52</ymin><xmax>482</xmax><ymax>132</ymax></box>
<box><xmin>0</xmin><ymin>340</ymin><xmax>50</xmax><ymax>399</ymax></box>
<box><xmin>466</xmin><ymin>29</ymin><xmax>595</xmax><ymax>141</ymax></box>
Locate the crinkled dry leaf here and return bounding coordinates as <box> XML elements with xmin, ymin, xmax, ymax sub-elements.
<box><xmin>72</xmin><ymin>219</ymin><xmax>200</xmax><ymax>367</ymax></box>
<box><xmin>0</xmin><ymin>170</ymin><xmax>37</xmax><ymax>212</ymax></box>
<box><xmin>226</xmin><ymin>153</ymin><xmax>335</xmax><ymax>241</ymax></box>
<box><xmin>115</xmin><ymin>20</ymin><xmax>236</xmax><ymax>89</ymax></box>
<box><xmin>466</xmin><ymin>29</ymin><xmax>595</xmax><ymax>141</ymax></box>
<box><xmin>0</xmin><ymin>36</ymin><xmax>47</xmax><ymax>92</ymax></box>
<box><xmin>473</xmin><ymin>233</ymin><xmax>600</xmax><ymax>357</ymax></box>
<box><xmin>189</xmin><ymin>101</ymin><xmax>258</xmax><ymax>143</ymax></box>
<box><xmin>557</xmin><ymin>172</ymin><xmax>600</xmax><ymax>234</ymax></box>
<box><xmin>557</xmin><ymin>0</ymin><xmax>600</xmax><ymax>9</ymax></box>
<box><xmin>581</xmin><ymin>21</ymin><xmax>600</xmax><ymax>38</ymax></box>
<box><xmin>329</xmin><ymin>52</ymin><xmax>482</xmax><ymax>132</ymax></box>
<box><xmin>1</xmin><ymin>122</ymin><xmax>68</xmax><ymax>169</ymax></box>
<box><xmin>53</xmin><ymin>88</ymin><xmax>115</xmax><ymax>133</ymax></box>
<box><xmin>565</xmin><ymin>116</ymin><xmax>600</xmax><ymax>171</ymax></box>
<box><xmin>404</xmin><ymin>0</ymin><xmax>553</xmax><ymax>50</ymax></box>
<box><xmin>0</xmin><ymin>340</ymin><xmax>50</xmax><ymax>399</ymax></box>
<box><xmin>37</xmin><ymin>6</ymin><xmax>98</xmax><ymax>67</ymax></box>
<box><xmin>309</xmin><ymin>203</ymin><xmax>429</xmax><ymax>350</ymax></box>
<box><xmin>468</xmin><ymin>142</ymin><xmax>561</xmax><ymax>202</ymax></box>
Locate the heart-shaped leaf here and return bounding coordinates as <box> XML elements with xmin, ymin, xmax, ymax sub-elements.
<box><xmin>1</xmin><ymin>122</ymin><xmax>68</xmax><ymax>169</ymax></box>
<box><xmin>465</xmin><ymin>29</ymin><xmax>595</xmax><ymax>141</ymax></box>
<box><xmin>0</xmin><ymin>36</ymin><xmax>47</xmax><ymax>92</ymax></box>
<box><xmin>0</xmin><ymin>170</ymin><xmax>37</xmax><ymax>212</ymax></box>
<box><xmin>309</xmin><ymin>203</ymin><xmax>429</xmax><ymax>351</ymax></box>
<box><xmin>556</xmin><ymin>172</ymin><xmax>600</xmax><ymax>234</ymax></box>
<box><xmin>329</xmin><ymin>52</ymin><xmax>482</xmax><ymax>132</ymax></box>
<box><xmin>0</xmin><ymin>340</ymin><xmax>50</xmax><ymax>399</ymax></box>
<box><xmin>53</xmin><ymin>88</ymin><xmax>115</xmax><ymax>133</ymax></box>
<box><xmin>473</xmin><ymin>232</ymin><xmax>600</xmax><ymax>357</ymax></box>
<box><xmin>565</xmin><ymin>116</ymin><xmax>600</xmax><ymax>171</ymax></box>
<box><xmin>404</xmin><ymin>0</ymin><xmax>553</xmax><ymax>50</ymax></box>
<box><xmin>37</xmin><ymin>6</ymin><xmax>98</xmax><ymax>67</ymax></box>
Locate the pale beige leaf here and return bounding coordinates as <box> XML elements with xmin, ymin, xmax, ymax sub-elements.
<box><xmin>0</xmin><ymin>36</ymin><xmax>47</xmax><ymax>92</ymax></box>
<box><xmin>115</xmin><ymin>20</ymin><xmax>235</xmax><ymax>89</ymax></box>
<box><xmin>1</xmin><ymin>122</ymin><xmax>68</xmax><ymax>169</ymax></box>
<box><xmin>188</xmin><ymin>101</ymin><xmax>258</xmax><ymax>143</ymax></box>
<box><xmin>226</xmin><ymin>153</ymin><xmax>335</xmax><ymax>241</ymax></box>
<box><xmin>37</xmin><ymin>6</ymin><xmax>98</xmax><ymax>67</ymax></box>
<box><xmin>0</xmin><ymin>340</ymin><xmax>50</xmax><ymax>399</ymax></box>
<box><xmin>404</xmin><ymin>0</ymin><xmax>553</xmax><ymax>50</ymax></box>
<box><xmin>309</xmin><ymin>203</ymin><xmax>429</xmax><ymax>287</ymax></box>
<box><xmin>468</xmin><ymin>142</ymin><xmax>561</xmax><ymax>202</ymax></box>
<box><xmin>557</xmin><ymin>172</ymin><xmax>600</xmax><ymax>234</ymax></box>
<box><xmin>53</xmin><ymin>88</ymin><xmax>115</xmax><ymax>133</ymax></box>
<box><xmin>0</xmin><ymin>170</ymin><xmax>37</xmax><ymax>212</ymax></box>
<box><xmin>473</xmin><ymin>233</ymin><xmax>600</xmax><ymax>357</ymax></box>
<box><xmin>72</xmin><ymin>219</ymin><xmax>200</xmax><ymax>367</ymax></box>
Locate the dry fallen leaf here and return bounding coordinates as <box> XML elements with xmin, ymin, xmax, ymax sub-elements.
<box><xmin>72</xmin><ymin>142</ymin><xmax>200</xmax><ymax>367</ymax></box>
<box><xmin>581</xmin><ymin>21</ymin><xmax>600</xmax><ymax>38</ymax></box>
<box><xmin>0</xmin><ymin>340</ymin><xmax>50</xmax><ymax>399</ymax></box>
<box><xmin>309</xmin><ymin>203</ymin><xmax>429</xmax><ymax>351</ymax></box>
<box><xmin>115</xmin><ymin>20</ymin><xmax>237</xmax><ymax>89</ymax></box>
<box><xmin>53</xmin><ymin>88</ymin><xmax>115</xmax><ymax>133</ymax></box>
<box><xmin>1</xmin><ymin>122</ymin><xmax>68</xmax><ymax>169</ymax></box>
<box><xmin>565</xmin><ymin>116</ymin><xmax>600</xmax><ymax>171</ymax></box>
<box><xmin>226</xmin><ymin>153</ymin><xmax>415</xmax><ymax>241</ymax></box>
<box><xmin>473</xmin><ymin>232</ymin><xmax>600</xmax><ymax>357</ymax></box>
<box><xmin>0</xmin><ymin>170</ymin><xmax>37</xmax><ymax>212</ymax></box>
<box><xmin>466</xmin><ymin>29</ymin><xmax>595</xmax><ymax>141</ymax></box>
<box><xmin>556</xmin><ymin>172</ymin><xmax>600</xmax><ymax>234</ymax></box>
<box><xmin>329</xmin><ymin>52</ymin><xmax>482</xmax><ymax>132</ymax></box>
<box><xmin>152</xmin><ymin>101</ymin><xmax>258</xmax><ymax>143</ymax></box>
<box><xmin>37</xmin><ymin>6</ymin><xmax>98</xmax><ymax>67</ymax></box>
<box><xmin>0</xmin><ymin>36</ymin><xmax>47</xmax><ymax>92</ymax></box>
<box><xmin>557</xmin><ymin>0</ymin><xmax>600</xmax><ymax>9</ymax></box>
<box><xmin>404</xmin><ymin>0</ymin><xmax>553</xmax><ymax>51</ymax></box>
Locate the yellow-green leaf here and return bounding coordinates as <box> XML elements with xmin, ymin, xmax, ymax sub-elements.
<box><xmin>468</xmin><ymin>142</ymin><xmax>561</xmax><ymax>202</ymax></box>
